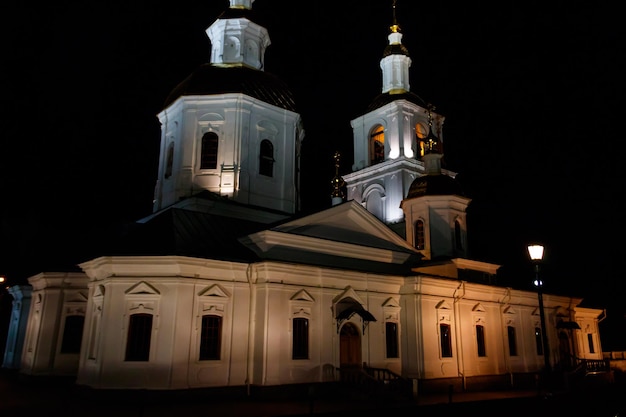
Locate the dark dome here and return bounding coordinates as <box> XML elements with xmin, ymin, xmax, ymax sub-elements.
<box><xmin>164</xmin><ymin>64</ymin><xmax>297</xmax><ymax>112</ymax></box>
<box><xmin>406</xmin><ymin>174</ymin><xmax>464</xmax><ymax>199</ymax></box>
<box><xmin>366</xmin><ymin>91</ymin><xmax>427</xmax><ymax>112</ymax></box>
<box><xmin>383</xmin><ymin>43</ymin><xmax>410</xmax><ymax>57</ymax></box>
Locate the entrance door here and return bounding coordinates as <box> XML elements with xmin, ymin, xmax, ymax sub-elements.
<box><xmin>340</xmin><ymin>322</ymin><xmax>361</xmax><ymax>368</ymax></box>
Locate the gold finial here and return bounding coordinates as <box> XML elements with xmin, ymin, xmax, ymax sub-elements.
<box><xmin>424</xmin><ymin>104</ymin><xmax>440</xmax><ymax>154</ymax></box>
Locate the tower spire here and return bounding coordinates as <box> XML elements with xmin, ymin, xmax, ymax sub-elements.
<box><xmin>380</xmin><ymin>0</ymin><xmax>411</xmax><ymax>94</ymax></box>
<box><xmin>390</xmin><ymin>0</ymin><xmax>400</xmax><ymax>33</ymax></box>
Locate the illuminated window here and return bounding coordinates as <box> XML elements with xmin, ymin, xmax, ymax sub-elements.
<box><xmin>416</xmin><ymin>122</ymin><xmax>428</xmax><ymax>157</ymax></box>
<box><xmin>125</xmin><ymin>313</ymin><xmax>153</xmax><ymax>361</ymax></box>
<box><xmin>507</xmin><ymin>326</ymin><xmax>518</xmax><ymax>356</ymax></box>
<box><xmin>165</xmin><ymin>142</ymin><xmax>174</xmax><ymax>179</ymax></box>
<box><xmin>200</xmin><ymin>132</ymin><xmax>218</xmax><ymax>169</ymax></box>
<box><xmin>60</xmin><ymin>315</ymin><xmax>85</xmax><ymax>354</ymax></box>
<box><xmin>259</xmin><ymin>139</ymin><xmax>274</xmax><ymax>177</ymax></box>
<box><xmin>415</xmin><ymin>220</ymin><xmax>425</xmax><ymax>250</ymax></box>
<box><xmin>535</xmin><ymin>327</ymin><xmax>544</xmax><ymax>355</ymax></box>
<box><xmin>199</xmin><ymin>315</ymin><xmax>222</xmax><ymax>360</ymax></box>
<box><xmin>385</xmin><ymin>322</ymin><xmax>399</xmax><ymax>358</ymax></box>
<box><xmin>476</xmin><ymin>324</ymin><xmax>486</xmax><ymax>357</ymax></box>
<box><xmin>440</xmin><ymin>323</ymin><xmax>452</xmax><ymax>358</ymax></box>
<box><xmin>292</xmin><ymin>317</ymin><xmax>309</xmax><ymax>359</ymax></box>
<box><xmin>370</xmin><ymin>125</ymin><xmax>385</xmax><ymax>165</ymax></box>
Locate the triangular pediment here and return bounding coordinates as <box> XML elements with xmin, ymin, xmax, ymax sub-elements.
<box><xmin>382</xmin><ymin>297</ymin><xmax>400</xmax><ymax>308</ymax></box>
<box><xmin>291</xmin><ymin>289</ymin><xmax>314</xmax><ymax>302</ymax></box>
<box><xmin>65</xmin><ymin>291</ymin><xmax>88</xmax><ymax>303</ymax></box>
<box><xmin>472</xmin><ymin>303</ymin><xmax>486</xmax><ymax>312</ymax></box>
<box><xmin>503</xmin><ymin>305</ymin><xmax>516</xmax><ymax>314</ymax></box>
<box><xmin>239</xmin><ymin>201</ymin><xmax>422</xmax><ymax>267</ymax></box>
<box><xmin>198</xmin><ymin>284</ymin><xmax>230</xmax><ymax>298</ymax></box>
<box><xmin>125</xmin><ymin>281</ymin><xmax>160</xmax><ymax>295</ymax></box>
<box><xmin>333</xmin><ymin>286</ymin><xmax>364</xmax><ymax>305</ymax></box>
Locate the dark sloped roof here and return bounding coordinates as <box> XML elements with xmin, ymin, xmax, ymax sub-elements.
<box><xmin>106</xmin><ymin>208</ymin><xmax>266</xmax><ymax>262</ymax></box>
<box><xmin>164</xmin><ymin>64</ymin><xmax>297</xmax><ymax>111</ymax></box>
<box><xmin>406</xmin><ymin>174</ymin><xmax>465</xmax><ymax>199</ymax></box>
<box><xmin>383</xmin><ymin>43</ymin><xmax>410</xmax><ymax>57</ymax></box>
<box><xmin>366</xmin><ymin>91</ymin><xmax>427</xmax><ymax>112</ymax></box>
<box><xmin>216</xmin><ymin>6</ymin><xmax>269</xmax><ymax>27</ymax></box>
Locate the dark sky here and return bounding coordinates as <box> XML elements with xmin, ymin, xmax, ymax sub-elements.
<box><xmin>1</xmin><ymin>1</ymin><xmax>624</xmax><ymax>347</ymax></box>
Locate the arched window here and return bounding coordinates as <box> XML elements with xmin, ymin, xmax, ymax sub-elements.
<box><xmin>476</xmin><ymin>324</ymin><xmax>486</xmax><ymax>357</ymax></box>
<box><xmin>199</xmin><ymin>315</ymin><xmax>222</xmax><ymax>360</ymax></box>
<box><xmin>455</xmin><ymin>219</ymin><xmax>463</xmax><ymax>250</ymax></box>
<box><xmin>415</xmin><ymin>220</ymin><xmax>425</xmax><ymax>250</ymax></box>
<box><xmin>259</xmin><ymin>139</ymin><xmax>274</xmax><ymax>177</ymax></box>
<box><xmin>60</xmin><ymin>315</ymin><xmax>85</xmax><ymax>354</ymax></box>
<box><xmin>385</xmin><ymin>322</ymin><xmax>399</xmax><ymax>358</ymax></box>
<box><xmin>370</xmin><ymin>125</ymin><xmax>385</xmax><ymax>165</ymax></box>
<box><xmin>292</xmin><ymin>317</ymin><xmax>309</xmax><ymax>360</ymax></box>
<box><xmin>440</xmin><ymin>323</ymin><xmax>452</xmax><ymax>358</ymax></box>
<box><xmin>125</xmin><ymin>313</ymin><xmax>153</xmax><ymax>361</ymax></box>
<box><xmin>416</xmin><ymin>122</ymin><xmax>428</xmax><ymax>157</ymax></box>
<box><xmin>165</xmin><ymin>142</ymin><xmax>174</xmax><ymax>179</ymax></box>
<box><xmin>200</xmin><ymin>132</ymin><xmax>219</xmax><ymax>169</ymax></box>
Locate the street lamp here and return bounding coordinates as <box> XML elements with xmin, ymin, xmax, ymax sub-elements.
<box><xmin>528</xmin><ymin>244</ymin><xmax>551</xmax><ymax>373</ymax></box>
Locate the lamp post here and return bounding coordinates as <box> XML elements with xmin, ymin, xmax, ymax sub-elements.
<box><xmin>528</xmin><ymin>244</ymin><xmax>551</xmax><ymax>374</ymax></box>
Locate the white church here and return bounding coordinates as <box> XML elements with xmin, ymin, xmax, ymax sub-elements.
<box><xmin>2</xmin><ymin>0</ymin><xmax>607</xmax><ymax>396</ymax></box>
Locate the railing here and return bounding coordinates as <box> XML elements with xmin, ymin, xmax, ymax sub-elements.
<box><xmin>337</xmin><ymin>365</ymin><xmax>413</xmax><ymax>399</ymax></box>
<box><xmin>563</xmin><ymin>353</ymin><xmax>611</xmax><ymax>376</ymax></box>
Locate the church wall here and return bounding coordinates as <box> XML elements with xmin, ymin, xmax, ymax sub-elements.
<box><xmin>245</xmin><ymin>105</ymin><xmax>299</xmax><ymax>213</ymax></box>
<box><xmin>2</xmin><ymin>285</ymin><xmax>32</xmax><ymax>369</ymax></box>
<box><xmin>21</xmin><ymin>273</ymin><xmax>88</xmax><ymax>377</ymax></box>
<box><xmin>76</xmin><ymin>258</ymin><xmax>254</xmax><ymax>390</ymax></box>
<box><xmin>245</xmin><ymin>263</ymin><xmax>405</xmax><ymax>386</ymax></box>
<box><xmin>418</xmin><ymin>293</ymin><xmax>460</xmax><ymax>380</ymax></box>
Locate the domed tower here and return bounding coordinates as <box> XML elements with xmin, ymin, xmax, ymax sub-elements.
<box><xmin>343</xmin><ymin>1</ymin><xmax>450</xmax><ymax>231</ymax></box>
<box><xmin>400</xmin><ymin>109</ymin><xmax>471</xmax><ymax>260</ymax></box>
<box><xmin>152</xmin><ymin>0</ymin><xmax>304</xmax><ymax>215</ymax></box>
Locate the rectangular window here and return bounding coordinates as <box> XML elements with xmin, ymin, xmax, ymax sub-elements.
<box><xmin>507</xmin><ymin>326</ymin><xmax>517</xmax><ymax>356</ymax></box>
<box><xmin>385</xmin><ymin>322</ymin><xmax>399</xmax><ymax>358</ymax></box>
<box><xmin>440</xmin><ymin>323</ymin><xmax>452</xmax><ymax>358</ymax></box>
<box><xmin>587</xmin><ymin>333</ymin><xmax>595</xmax><ymax>353</ymax></box>
<box><xmin>292</xmin><ymin>317</ymin><xmax>309</xmax><ymax>360</ymax></box>
<box><xmin>60</xmin><ymin>315</ymin><xmax>85</xmax><ymax>354</ymax></box>
<box><xmin>535</xmin><ymin>327</ymin><xmax>543</xmax><ymax>356</ymax></box>
<box><xmin>476</xmin><ymin>324</ymin><xmax>486</xmax><ymax>357</ymax></box>
<box><xmin>199</xmin><ymin>315</ymin><xmax>222</xmax><ymax>360</ymax></box>
<box><xmin>125</xmin><ymin>313</ymin><xmax>153</xmax><ymax>361</ymax></box>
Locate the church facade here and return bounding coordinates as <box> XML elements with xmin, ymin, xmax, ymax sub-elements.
<box><xmin>3</xmin><ymin>0</ymin><xmax>605</xmax><ymax>394</ymax></box>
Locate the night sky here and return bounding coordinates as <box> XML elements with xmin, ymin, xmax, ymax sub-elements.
<box><xmin>1</xmin><ymin>1</ymin><xmax>624</xmax><ymax>348</ymax></box>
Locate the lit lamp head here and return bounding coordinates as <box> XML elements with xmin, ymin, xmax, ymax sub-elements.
<box><xmin>527</xmin><ymin>244</ymin><xmax>545</xmax><ymax>287</ymax></box>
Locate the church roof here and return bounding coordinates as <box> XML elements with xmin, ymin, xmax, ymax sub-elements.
<box><xmin>366</xmin><ymin>91</ymin><xmax>427</xmax><ymax>112</ymax></box>
<box><xmin>164</xmin><ymin>64</ymin><xmax>297</xmax><ymax>111</ymax></box>
<box><xmin>383</xmin><ymin>43</ymin><xmax>410</xmax><ymax>57</ymax></box>
<box><xmin>406</xmin><ymin>174</ymin><xmax>465</xmax><ymax>199</ymax></box>
<box><xmin>106</xmin><ymin>208</ymin><xmax>264</xmax><ymax>262</ymax></box>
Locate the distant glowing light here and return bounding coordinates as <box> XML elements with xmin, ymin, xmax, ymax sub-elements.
<box><xmin>527</xmin><ymin>244</ymin><xmax>544</xmax><ymax>261</ymax></box>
